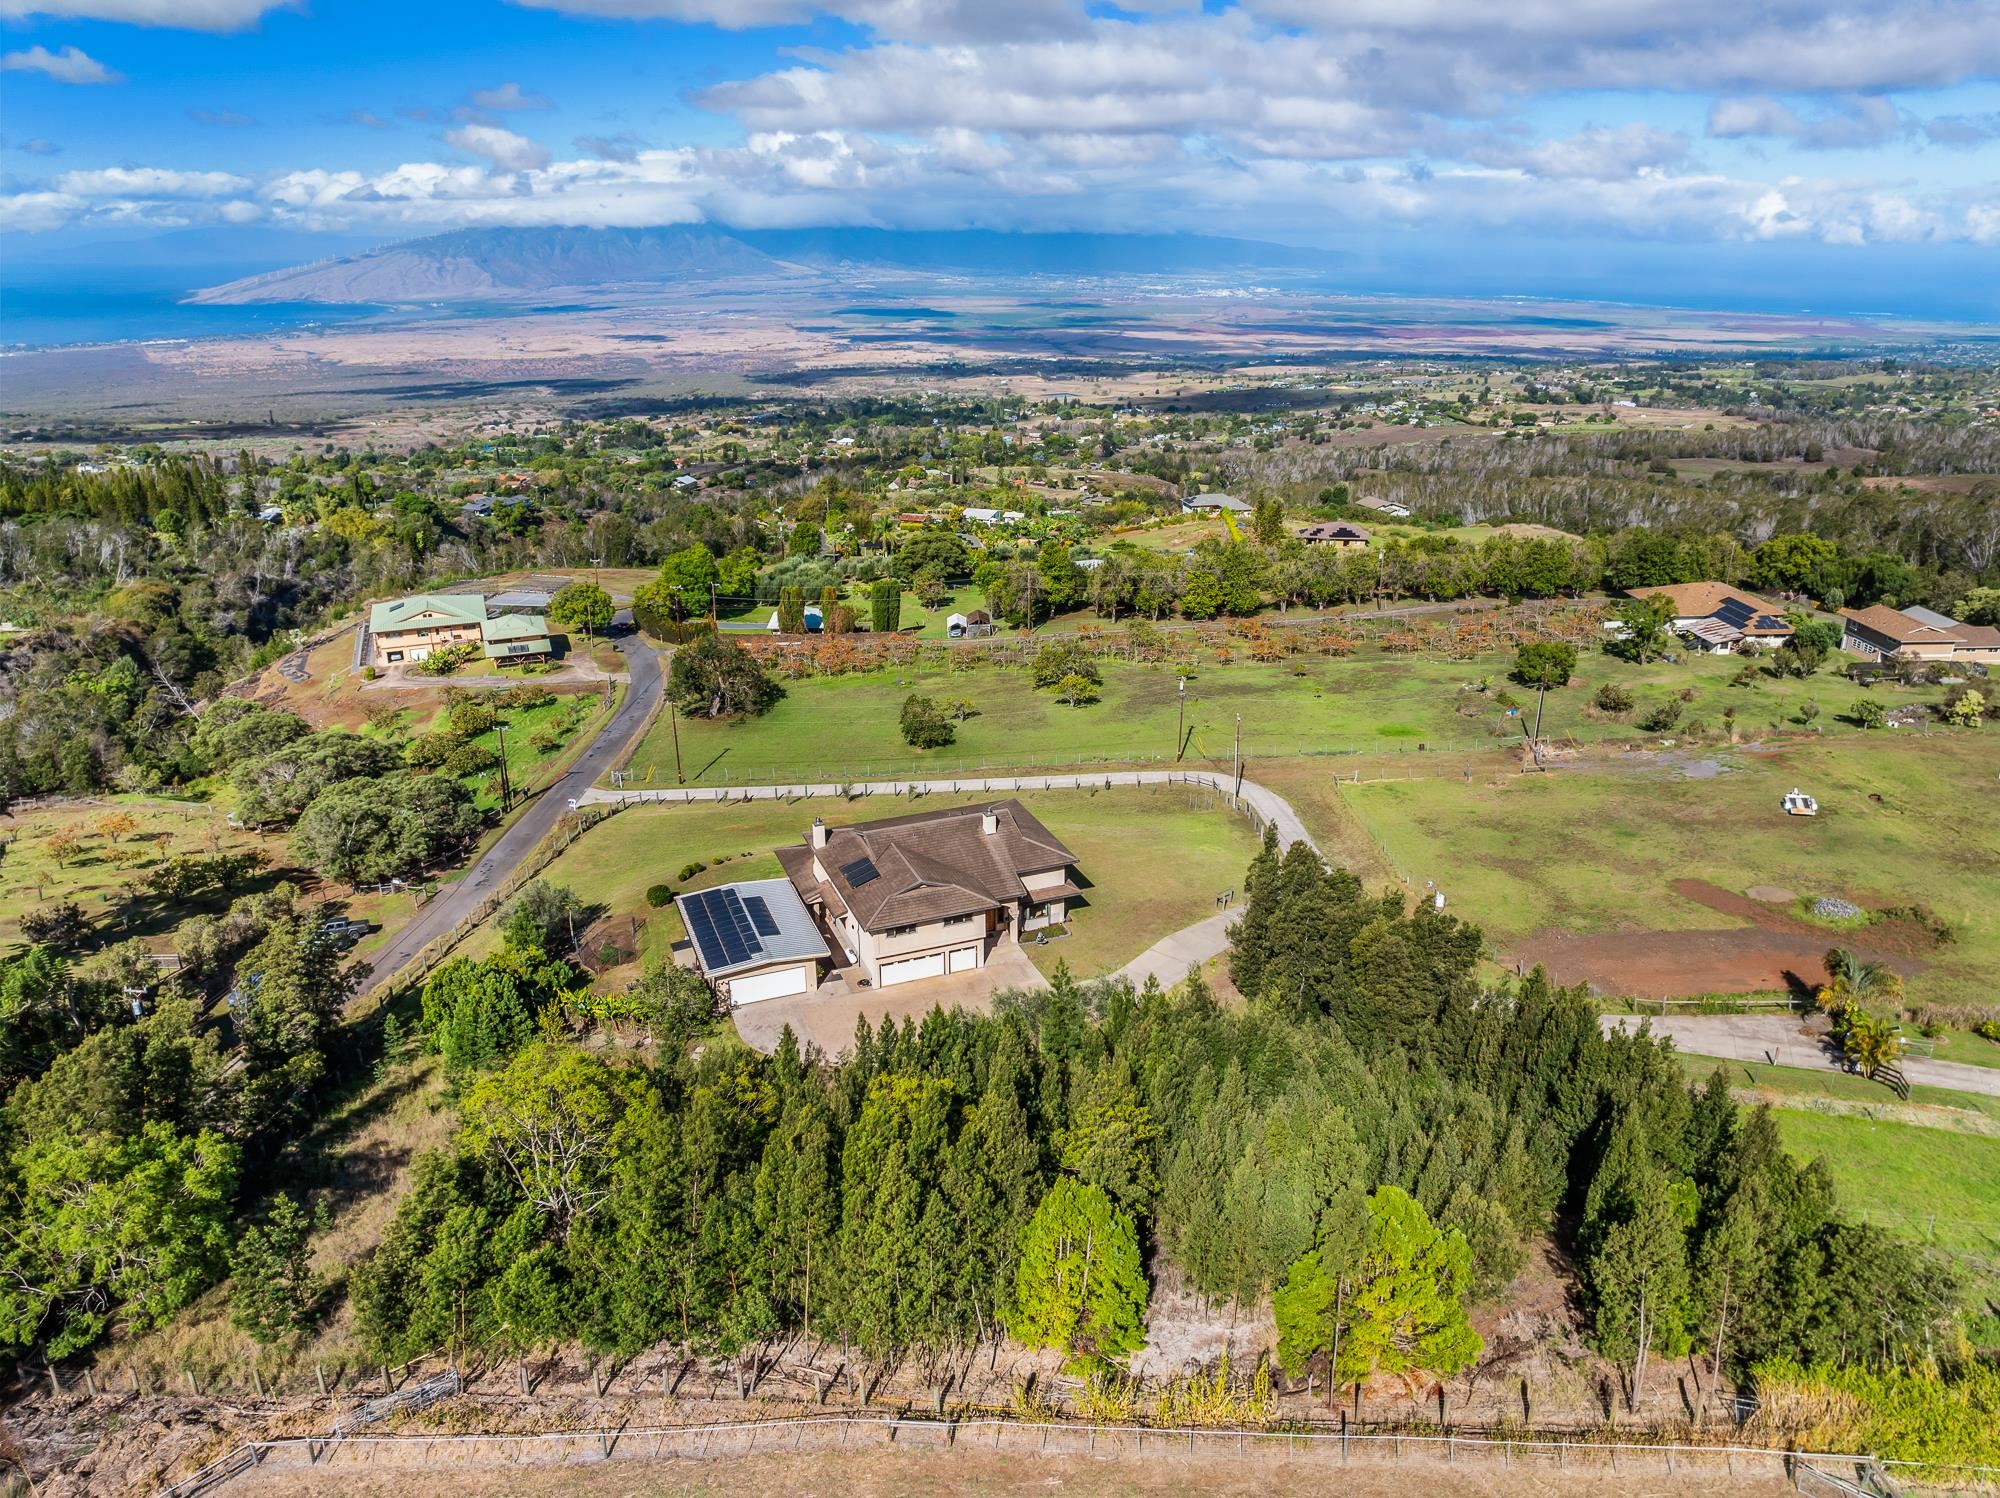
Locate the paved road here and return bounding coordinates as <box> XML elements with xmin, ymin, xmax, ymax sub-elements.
<box><xmin>361</xmin><ymin>630</ymin><xmax>662</xmax><ymax>996</ymax></box>
<box><xmin>1600</xmin><ymin>1013</ymin><xmax>2000</xmax><ymax>1098</ymax></box>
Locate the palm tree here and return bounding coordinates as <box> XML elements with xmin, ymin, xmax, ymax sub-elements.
<box><xmin>1816</xmin><ymin>947</ymin><xmax>1902</xmax><ymax>1017</ymax></box>
<box><xmin>1841</xmin><ymin>1008</ymin><xmax>1906</xmax><ymax>1081</ymax></box>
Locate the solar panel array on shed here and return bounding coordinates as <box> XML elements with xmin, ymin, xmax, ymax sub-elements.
<box><xmin>677</xmin><ymin>879</ymin><xmax>830</xmax><ymax>977</ymax></box>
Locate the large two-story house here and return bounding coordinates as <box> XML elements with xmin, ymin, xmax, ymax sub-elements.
<box><xmin>775</xmin><ymin>800</ymin><xmax>1080</xmax><ymax>989</ymax></box>
<box><xmin>368</xmin><ymin>592</ymin><xmax>553</xmax><ymax>668</ymax></box>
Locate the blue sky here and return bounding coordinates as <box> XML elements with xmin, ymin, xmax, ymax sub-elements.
<box><xmin>3</xmin><ymin>0</ymin><xmax>1998</xmax><ymax>308</ymax></box>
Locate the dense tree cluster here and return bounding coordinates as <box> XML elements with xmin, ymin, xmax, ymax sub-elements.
<box><xmin>346</xmin><ymin>832</ymin><xmax>1953</xmax><ymax>1394</ymax></box>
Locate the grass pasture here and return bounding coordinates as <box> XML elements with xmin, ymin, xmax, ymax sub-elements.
<box><xmin>1333</xmin><ymin>733</ymin><xmax>2000</xmax><ymax>1007</ymax></box>
<box><xmin>466</xmin><ymin>783</ymin><xmax>1261</xmax><ymax>987</ymax></box>
<box><xmin>1771</xmin><ymin>1110</ymin><xmax>2000</xmax><ymax>1339</ymax></box>
<box><xmin>622</xmin><ymin>640</ymin><xmax>1951</xmax><ymax>788</ymax></box>
<box><xmin>0</xmin><ymin>797</ymin><xmax>283</xmax><ymax>941</ymax></box>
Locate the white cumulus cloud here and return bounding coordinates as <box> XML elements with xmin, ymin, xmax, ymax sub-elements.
<box><xmin>1</xmin><ymin>44</ymin><xmax>121</xmax><ymax>84</ymax></box>
<box><xmin>0</xmin><ymin>1</ymin><xmax>291</xmax><ymax>29</ymax></box>
<box><xmin>444</xmin><ymin>122</ymin><xmax>552</xmax><ymax>171</ymax></box>
<box><xmin>59</xmin><ymin>165</ymin><xmax>251</xmax><ymax>195</ymax></box>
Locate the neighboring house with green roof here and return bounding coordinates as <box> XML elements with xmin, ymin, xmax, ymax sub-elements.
<box><xmin>480</xmin><ymin>612</ymin><xmax>553</xmax><ymax>661</ymax></box>
<box><xmin>368</xmin><ymin>594</ymin><xmax>488</xmax><ymax>667</ymax></box>
<box><xmin>368</xmin><ymin>592</ymin><xmax>557</xmax><ymax>668</ymax></box>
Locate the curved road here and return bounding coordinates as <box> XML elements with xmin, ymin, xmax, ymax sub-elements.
<box><xmin>362</xmin><ymin>628</ymin><xmax>662</xmax><ymax>995</ymax></box>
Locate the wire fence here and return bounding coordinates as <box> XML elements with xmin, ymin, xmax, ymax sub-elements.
<box><xmin>611</xmin><ymin>734</ymin><xmax>1550</xmax><ymax>790</ymax></box>
<box><xmin>154</xmin><ymin>1413</ymin><xmax>1984</xmax><ymax>1498</ymax></box>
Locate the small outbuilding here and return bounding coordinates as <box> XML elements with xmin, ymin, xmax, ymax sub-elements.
<box><xmin>946</xmin><ymin>612</ymin><xmax>968</xmax><ymax>639</ymax></box>
<box><xmin>480</xmin><ymin>613</ymin><xmax>553</xmax><ymax>661</ymax></box>
<box><xmin>677</xmin><ymin>879</ymin><xmax>831</xmax><ymax>1005</ymax></box>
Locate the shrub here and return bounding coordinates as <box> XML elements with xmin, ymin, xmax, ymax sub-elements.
<box><xmin>403</xmin><ymin>731</ymin><xmax>465</xmax><ymax>770</ymax></box>
<box><xmin>1638</xmin><ymin>700</ymin><xmax>1683</xmax><ymax>733</ymax></box>
<box><xmin>1594</xmin><ymin>682</ymin><xmax>1635</xmax><ymax>714</ymax></box>
<box><xmin>1511</xmin><ymin>640</ymin><xmax>1576</xmax><ymax>689</ymax></box>
<box><xmin>1031</xmin><ymin>640</ymin><xmax>1102</xmax><ymax>690</ymax></box>
<box><xmin>361</xmin><ymin>665</ymin><xmax>377</xmax><ymax>681</ymax></box>
<box><xmin>442</xmin><ymin>742</ymin><xmax>499</xmax><ymax>777</ymax></box>
<box><xmin>900</xmin><ymin>693</ymin><xmax>956</xmax><ymax>749</ymax></box>
<box><xmin>678</xmin><ymin>861</ymin><xmax>707</xmax><ymax>882</ymax></box>
<box><xmin>646</xmin><ymin>883</ymin><xmax>675</xmax><ymax>908</ymax></box>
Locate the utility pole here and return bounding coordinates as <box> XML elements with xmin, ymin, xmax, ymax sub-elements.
<box><xmin>1233</xmin><ymin>713</ymin><xmax>1242</xmax><ymax>796</ymax></box>
<box><xmin>495</xmin><ymin>721</ymin><xmax>513</xmax><ymax>811</ymax></box>
<box><xmin>710</xmin><ymin>582</ymin><xmax>719</xmax><ymax>627</ymax></box>
<box><xmin>1175</xmin><ymin>676</ymin><xmax>1186</xmax><ymax>762</ymax></box>
<box><xmin>669</xmin><ymin>698</ymin><xmax>685</xmax><ymax>784</ymax></box>
<box><xmin>1529</xmin><ymin>679</ymin><xmax>1549</xmax><ymax>770</ymax></box>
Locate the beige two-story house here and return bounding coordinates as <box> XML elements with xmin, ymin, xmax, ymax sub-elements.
<box><xmin>776</xmin><ymin>800</ymin><xmax>1080</xmax><ymax>988</ymax></box>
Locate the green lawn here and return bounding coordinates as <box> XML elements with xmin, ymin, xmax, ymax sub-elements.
<box><xmin>1772</xmin><ymin>1111</ymin><xmax>2000</xmax><ymax>1341</ymax></box>
<box><xmin>623</xmin><ymin>640</ymin><xmax>1950</xmax><ymax>787</ymax></box>
<box><xmin>719</xmin><ymin>586</ymin><xmax>972</xmax><ymax>641</ymax></box>
<box><xmin>407</xmin><ymin>689</ymin><xmax>611</xmax><ymax>811</ymax></box>
<box><xmin>1678</xmin><ymin>1053</ymin><xmax>2000</xmax><ymax>1124</ymax></box>
<box><xmin>466</xmin><ymin>784</ymin><xmax>1260</xmax><ymax>984</ymax></box>
<box><xmin>1335</xmin><ymin>733</ymin><xmax>2000</xmax><ymax>1007</ymax></box>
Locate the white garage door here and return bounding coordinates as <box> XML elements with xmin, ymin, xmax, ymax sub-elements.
<box><xmin>878</xmin><ymin>952</ymin><xmax>947</xmax><ymax>987</ymax></box>
<box><xmin>948</xmin><ymin>946</ymin><xmax>978</xmax><ymax>973</ymax></box>
<box><xmin>729</xmin><ymin>965</ymin><xmax>810</xmax><ymax>1005</ymax></box>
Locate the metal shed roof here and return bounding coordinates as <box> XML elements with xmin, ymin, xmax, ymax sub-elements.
<box><xmin>677</xmin><ymin>879</ymin><xmax>830</xmax><ymax>979</ymax></box>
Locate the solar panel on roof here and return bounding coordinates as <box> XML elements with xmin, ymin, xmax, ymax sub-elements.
<box><xmin>1714</xmin><ymin>597</ymin><xmax>1755</xmax><ymax>628</ymax></box>
<box><xmin>744</xmin><ymin>895</ymin><xmax>780</xmax><ymax>937</ymax></box>
<box><xmin>839</xmin><ymin>856</ymin><xmax>880</xmax><ymax>886</ymax></box>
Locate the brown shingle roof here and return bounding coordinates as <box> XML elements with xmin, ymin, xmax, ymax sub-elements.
<box><xmin>779</xmin><ymin>800</ymin><xmax>1075</xmax><ymax>933</ymax></box>
<box><xmin>1627</xmin><ymin>582</ymin><xmax>1793</xmax><ymax>636</ymax></box>
<box><xmin>1841</xmin><ymin>605</ymin><xmax>1966</xmax><ymax>646</ymax></box>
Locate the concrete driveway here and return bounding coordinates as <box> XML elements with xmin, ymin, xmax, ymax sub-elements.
<box><xmin>733</xmin><ymin>943</ymin><xmax>1047</xmax><ymax>1056</ymax></box>
<box><xmin>1601</xmin><ymin>1012</ymin><xmax>2000</xmax><ymax>1097</ymax></box>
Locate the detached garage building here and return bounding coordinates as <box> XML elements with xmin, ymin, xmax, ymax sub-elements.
<box><xmin>677</xmin><ymin>880</ymin><xmax>830</xmax><ymax>1006</ymax></box>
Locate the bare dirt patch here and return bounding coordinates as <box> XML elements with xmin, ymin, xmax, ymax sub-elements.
<box><xmin>1512</xmin><ymin>880</ymin><xmax>1928</xmax><ymax>1000</ymax></box>
<box><xmin>223</xmin><ymin>1446</ymin><xmax>1794</xmax><ymax>1498</ymax></box>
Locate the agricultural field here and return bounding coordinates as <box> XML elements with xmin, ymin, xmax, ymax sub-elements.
<box><xmin>622</xmin><ymin>637</ymin><xmax>1952</xmax><ymax>786</ymax></box>
<box><xmin>0</xmin><ymin>798</ymin><xmax>282</xmax><ymax>940</ymax></box>
<box><xmin>1332</xmin><ymin>733</ymin><xmax>1999</xmax><ymax>1007</ymax></box>
<box><xmin>464</xmin><ymin>783</ymin><xmax>1261</xmax><ymax>986</ymax></box>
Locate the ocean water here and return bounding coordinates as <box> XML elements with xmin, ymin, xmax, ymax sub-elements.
<box><xmin>0</xmin><ymin>265</ymin><xmax>388</xmax><ymax>349</ymax></box>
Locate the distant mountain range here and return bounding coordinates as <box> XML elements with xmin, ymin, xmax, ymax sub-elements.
<box><xmin>186</xmin><ymin>224</ymin><xmax>1332</xmax><ymax>304</ymax></box>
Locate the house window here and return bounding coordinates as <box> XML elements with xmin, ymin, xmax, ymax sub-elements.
<box><xmin>943</xmin><ymin>914</ymin><xmax>974</xmax><ymax>926</ymax></box>
<box><xmin>884</xmin><ymin>923</ymin><xmax>918</xmax><ymax>937</ymax></box>
<box><xmin>387</xmin><ymin>651</ymin><xmax>404</xmax><ymax>663</ymax></box>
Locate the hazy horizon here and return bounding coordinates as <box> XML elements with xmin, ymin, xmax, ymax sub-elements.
<box><xmin>3</xmin><ymin>0</ymin><xmax>1997</xmax><ymax>331</ymax></box>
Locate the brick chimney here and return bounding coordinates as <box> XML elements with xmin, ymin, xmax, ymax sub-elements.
<box><xmin>810</xmin><ymin>817</ymin><xmax>827</xmax><ymax>849</ymax></box>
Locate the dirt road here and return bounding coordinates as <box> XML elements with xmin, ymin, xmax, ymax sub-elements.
<box><xmin>228</xmin><ymin>1443</ymin><xmax>1793</xmax><ymax>1498</ymax></box>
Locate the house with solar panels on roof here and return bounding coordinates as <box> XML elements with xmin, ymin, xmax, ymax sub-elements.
<box><xmin>766</xmin><ymin>799</ymin><xmax>1081</xmax><ymax>991</ymax></box>
<box><xmin>1624</xmin><ymin>582</ymin><xmax>1797</xmax><ymax>654</ymax></box>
